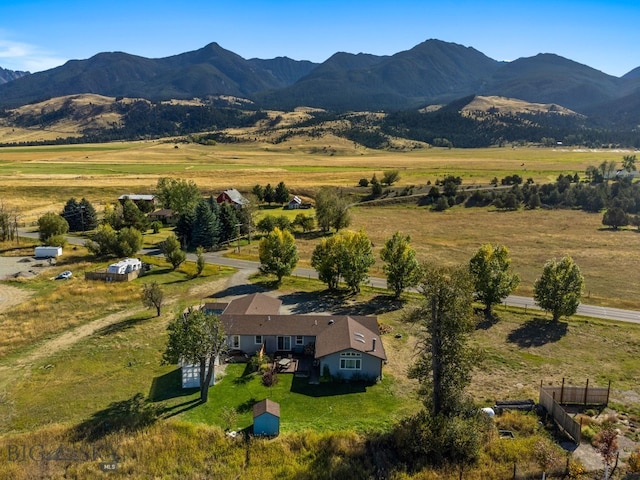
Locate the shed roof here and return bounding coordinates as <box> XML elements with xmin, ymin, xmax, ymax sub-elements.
<box><xmin>253</xmin><ymin>398</ymin><xmax>280</xmax><ymax>418</ymax></box>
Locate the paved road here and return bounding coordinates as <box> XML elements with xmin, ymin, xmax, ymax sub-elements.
<box><xmin>19</xmin><ymin>228</ymin><xmax>640</xmax><ymax>324</ymax></box>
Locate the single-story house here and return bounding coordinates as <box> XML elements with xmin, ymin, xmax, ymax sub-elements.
<box><xmin>196</xmin><ymin>293</ymin><xmax>386</xmax><ymax>383</ymax></box>
<box><xmin>216</xmin><ymin>189</ymin><xmax>250</xmax><ymax>208</ymax></box>
<box><xmin>148</xmin><ymin>208</ymin><xmax>178</xmax><ymax>225</ymax></box>
<box><xmin>287</xmin><ymin>195</ymin><xmax>302</xmax><ymax>209</ymax></box>
<box><xmin>253</xmin><ymin>399</ymin><xmax>280</xmax><ymax>436</ymax></box>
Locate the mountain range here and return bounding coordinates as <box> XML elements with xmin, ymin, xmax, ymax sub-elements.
<box><xmin>1</xmin><ymin>39</ymin><xmax>639</xmax><ymax>133</ymax></box>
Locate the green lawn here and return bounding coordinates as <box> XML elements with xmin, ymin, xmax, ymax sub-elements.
<box><xmin>168</xmin><ymin>363</ymin><xmax>418</xmax><ymax>433</ymax></box>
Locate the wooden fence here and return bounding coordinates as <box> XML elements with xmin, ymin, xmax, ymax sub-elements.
<box><xmin>538</xmin><ymin>379</ymin><xmax>610</xmax><ymax>444</ymax></box>
<box><xmin>539</xmin><ymin>388</ymin><xmax>582</xmax><ymax>443</ymax></box>
<box><xmin>542</xmin><ymin>378</ymin><xmax>610</xmax><ymax>406</ymax></box>
<box><xmin>85</xmin><ymin>269</ymin><xmax>141</xmax><ymax>282</ymax></box>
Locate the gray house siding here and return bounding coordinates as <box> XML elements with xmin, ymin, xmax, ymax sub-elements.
<box><xmin>318</xmin><ymin>349</ymin><xmax>383</xmax><ymax>381</ymax></box>
<box><xmin>229</xmin><ymin>334</ymin><xmax>315</xmax><ymax>356</ymax></box>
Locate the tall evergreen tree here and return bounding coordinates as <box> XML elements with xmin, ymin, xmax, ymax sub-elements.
<box><xmin>407</xmin><ymin>264</ymin><xmax>477</xmax><ymax>417</ymax></box>
<box><xmin>190</xmin><ymin>199</ymin><xmax>220</xmax><ymax>249</ymax></box>
<box><xmin>218</xmin><ymin>202</ymin><xmax>239</xmax><ymax>245</ymax></box>
<box><xmin>263</xmin><ymin>183</ymin><xmax>275</xmax><ymax>205</ymax></box>
<box><xmin>274</xmin><ymin>181</ymin><xmax>290</xmax><ymax>204</ymax></box>
<box><xmin>61</xmin><ymin>197</ymin><xmax>98</xmax><ymax>232</ymax></box>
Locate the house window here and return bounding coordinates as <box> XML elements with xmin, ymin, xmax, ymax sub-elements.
<box><xmin>295</xmin><ymin>335</ymin><xmax>304</xmax><ymax>345</ymax></box>
<box><xmin>255</xmin><ymin>335</ymin><xmax>263</xmax><ymax>345</ymax></box>
<box><xmin>277</xmin><ymin>336</ymin><xmax>291</xmax><ymax>351</ymax></box>
<box><xmin>230</xmin><ymin>335</ymin><xmax>240</xmax><ymax>349</ymax></box>
<box><xmin>339</xmin><ymin>352</ymin><xmax>362</xmax><ymax>370</ymax></box>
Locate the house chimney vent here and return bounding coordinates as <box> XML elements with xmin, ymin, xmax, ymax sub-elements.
<box><xmin>328</xmin><ymin>319</ymin><xmax>334</xmax><ymax>325</ymax></box>
<box><xmin>372</xmin><ymin>338</ymin><xmax>377</xmax><ymax>351</ymax></box>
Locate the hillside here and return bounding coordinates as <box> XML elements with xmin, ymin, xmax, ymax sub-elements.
<box><xmin>1</xmin><ymin>92</ymin><xmax>636</xmax><ymax>149</ymax></box>
<box><xmin>1</xmin><ymin>39</ymin><xmax>640</xmax><ymax>125</ymax></box>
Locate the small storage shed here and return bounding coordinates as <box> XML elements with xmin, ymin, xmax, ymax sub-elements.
<box><xmin>253</xmin><ymin>399</ymin><xmax>280</xmax><ymax>437</ymax></box>
<box><xmin>34</xmin><ymin>246</ymin><xmax>62</xmax><ymax>258</ymax></box>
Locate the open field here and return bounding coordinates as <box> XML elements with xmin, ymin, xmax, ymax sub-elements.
<box><xmin>2</xmin><ymin>141</ymin><xmax>639</xmax><ymax>307</ymax></box>
<box><xmin>0</xmin><ymin>140</ymin><xmax>633</xmax><ymax>218</ymax></box>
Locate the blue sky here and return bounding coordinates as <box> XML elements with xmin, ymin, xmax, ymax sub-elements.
<box><xmin>1</xmin><ymin>0</ymin><xmax>638</xmax><ymax>77</ymax></box>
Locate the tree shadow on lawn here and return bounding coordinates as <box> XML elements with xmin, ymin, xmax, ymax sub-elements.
<box><xmin>71</xmin><ymin>393</ymin><xmax>159</xmax><ymax>443</ymax></box>
<box><xmin>506</xmin><ymin>317</ymin><xmax>568</xmax><ymax>347</ymax></box>
<box><xmin>475</xmin><ymin>310</ymin><xmax>499</xmax><ymax>330</ymax></box>
<box><xmin>148</xmin><ymin>369</ymin><xmax>202</xmax><ymax>418</ymax></box>
<box><xmin>93</xmin><ymin>313</ymin><xmax>156</xmax><ymax>337</ymax></box>
<box><xmin>148</xmin><ymin>368</ymin><xmax>195</xmax><ymax>402</ymax></box>
<box><xmin>291</xmin><ymin>376</ymin><xmax>367</xmax><ymax>397</ymax></box>
<box><xmin>209</xmin><ymin>281</ymin><xmax>268</xmax><ymax>300</ymax></box>
<box><xmin>279</xmin><ymin>290</ymin><xmax>406</xmax><ymax>316</ymax></box>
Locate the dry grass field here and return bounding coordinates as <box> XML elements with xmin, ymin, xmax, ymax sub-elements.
<box><xmin>1</xmin><ymin>141</ymin><xmax>638</xmax><ymax>307</ymax></box>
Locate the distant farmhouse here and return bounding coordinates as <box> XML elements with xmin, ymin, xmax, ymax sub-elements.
<box><xmin>118</xmin><ymin>194</ymin><xmax>158</xmax><ymax>212</ymax></box>
<box><xmin>180</xmin><ymin>293</ymin><xmax>386</xmax><ymax>388</ymax></box>
<box><xmin>216</xmin><ymin>188</ymin><xmax>249</xmax><ymax>208</ymax></box>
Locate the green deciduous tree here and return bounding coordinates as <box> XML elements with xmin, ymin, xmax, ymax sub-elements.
<box><xmin>602</xmin><ymin>207</ymin><xmax>629</xmax><ymax>230</ymax></box>
<box><xmin>382</xmin><ymin>169</ymin><xmax>401</xmax><ymax>186</ymax></box>
<box><xmin>85</xmin><ymin>225</ymin><xmax>142</xmax><ymax>258</ymax></box>
<box><xmin>258</xmin><ymin>227</ymin><xmax>299</xmax><ymax>284</ymax></box>
<box><xmin>117</xmin><ymin>227</ymin><xmax>143</xmax><ymax>257</ymax></box>
<box><xmin>156</xmin><ymin>177</ymin><xmax>200</xmax><ymax>215</ymax></box>
<box><xmin>37</xmin><ymin>212</ymin><xmax>69</xmax><ymax>243</ymax></box>
<box><xmin>292</xmin><ymin>213</ymin><xmax>316</xmax><ymax>232</ymax></box>
<box><xmin>468</xmin><ymin>244</ymin><xmax>520</xmax><ymax>318</ymax></box>
<box><xmin>162</xmin><ymin>233</ymin><xmax>186</xmax><ymax>270</ymax></box>
<box><xmin>311</xmin><ymin>235</ymin><xmax>342</xmax><ymax>291</ymax></box>
<box><xmin>141</xmin><ymin>282</ymin><xmax>164</xmax><ymax>317</ymax></box>
<box><xmin>162</xmin><ymin>308</ymin><xmax>228</xmax><ymax>403</ymax></box>
<box><xmin>311</xmin><ymin>229</ymin><xmax>374</xmax><ymax>293</ymax></box>
<box><xmin>315</xmin><ymin>187</ymin><xmax>351</xmax><ymax>232</ymax></box>
<box><xmin>121</xmin><ymin>198</ymin><xmax>148</xmax><ymax>232</ymax></box>
<box><xmin>338</xmin><ymin>230</ymin><xmax>375</xmax><ymax>293</ymax></box>
<box><xmin>380</xmin><ymin>232</ymin><xmax>420</xmax><ymax>299</ymax></box>
<box><xmin>533</xmin><ymin>256</ymin><xmax>584</xmax><ymax>322</ymax></box>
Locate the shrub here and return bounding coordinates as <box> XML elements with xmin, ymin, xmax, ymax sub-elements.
<box><xmin>261</xmin><ymin>366</ymin><xmax>278</xmax><ymax>387</ymax></box>
<box><xmin>581</xmin><ymin>425</ymin><xmax>597</xmax><ymax>442</ymax></box>
<box><xmin>628</xmin><ymin>446</ymin><xmax>640</xmax><ymax>473</ymax></box>
<box><xmin>495</xmin><ymin>411</ymin><xmax>539</xmax><ymax>435</ymax></box>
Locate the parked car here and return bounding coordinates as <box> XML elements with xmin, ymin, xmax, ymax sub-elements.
<box><xmin>56</xmin><ymin>270</ymin><xmax>72</xmax><ymax>280</ymax></box>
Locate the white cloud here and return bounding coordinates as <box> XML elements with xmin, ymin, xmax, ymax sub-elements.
<box><xmin>0</xmin><ymin>39</ymin><xmax>66</xmax><ymax>72</ymax></box>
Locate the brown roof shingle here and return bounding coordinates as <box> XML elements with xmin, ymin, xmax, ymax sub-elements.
<box><xmin>253</xmin><ymin>398</ymin><xmax>280</xmax><ymax>418</ymax></box>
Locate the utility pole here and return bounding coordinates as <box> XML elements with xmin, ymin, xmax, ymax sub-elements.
<box><xmin>235</xmin><ymin>223</ymin><xmax>242</xmax><ymax>253</ymax></box>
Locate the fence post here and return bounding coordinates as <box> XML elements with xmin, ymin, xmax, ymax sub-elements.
<box><xmin>606</xmin><ymin>380</ymin><xmax>611</xmax><ymax>405</ymax></box>
<box><xmin>513</xmin><ymin>462</ymin><xmax>517</xmax><ymax>480</ymax></box>
<box><xmin>560</xmin><ymin>377</ymin><xmax>565</xmax><ymax>404</ymax></box>
<box><xmin>584</xmin><ymin>378</ymin><xmax>589</xmax><ymax>405</ymax></box>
